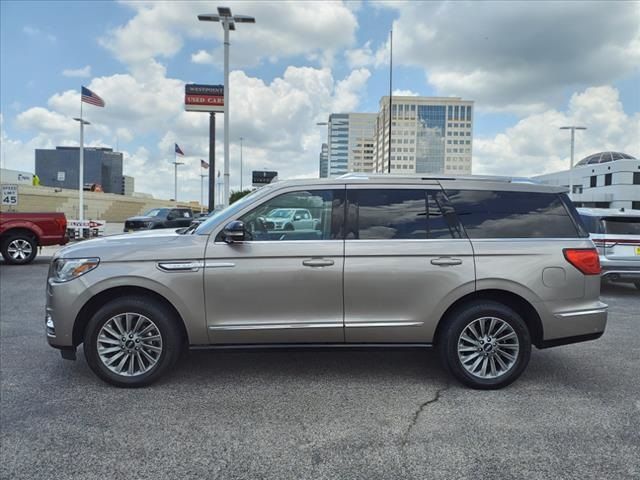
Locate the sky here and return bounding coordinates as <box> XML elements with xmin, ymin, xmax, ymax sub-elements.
<box><xmin>1</xmin><ymin>0</ymin><xmax>639</xmax><ymax>203</ymax></box>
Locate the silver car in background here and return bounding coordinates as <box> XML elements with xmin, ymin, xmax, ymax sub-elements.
<box><xmin>46</xmin><ymin>175</ymin><xmax>607</xmax><ymax>389</ymax></box>
<box><xmin>577</xmin><ymin>207</ymin><xmax>640</xmax><ymax>290</ymax></box>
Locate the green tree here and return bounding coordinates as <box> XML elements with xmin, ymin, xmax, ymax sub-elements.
<box><xmin>229</xmin><ymin>189</ymin><xmax>254</xmax><ymax>204</ymax></box>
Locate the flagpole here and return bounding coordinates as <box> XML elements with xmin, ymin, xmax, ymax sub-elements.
<box><xmin>174</xmin><ymin>149</ymin><xmax>178</xmax><ymax>202</ymax></box>
<box><xmin>200</xmin><ymin>163</ymin><xmax>204</xmax><ymax>213</ymax></box>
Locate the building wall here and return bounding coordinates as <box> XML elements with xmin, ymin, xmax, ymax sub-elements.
<box><xmin>347</xmin><ymin>113</ymin><xmax>376</xmax><ymax>173</ymax></box>
<box><xmin>122</xmin><ymin>175</ymin><xmax>135</xmax><ymax>196</ymax></box>
<box><xmin>0</xmin><ymin>184</ymin><xmax>201</xmax><ymax>222</ymax></box>
<box><xmin>373</xmin><ymin>96</ymin><xmax>473</xmax><ymax>175</ymax></box>
<box><xmin>327</xmin><ymin>114</ymin><xmax>349</xmax><ymax>176</ymax></box>
<box><xmin>35</xmin><ymin>147</ymin><xmax>124</xmax><ymax>194</ymax></box>
<box><xmin>534</xmin><ymin>158</ymin><xmax>640</xmax><ymax>209</ymax></box>
<box><xmin>319</xmin><ymin>143</ymin><xmax>329</xmax><ymax>178</ymax></box>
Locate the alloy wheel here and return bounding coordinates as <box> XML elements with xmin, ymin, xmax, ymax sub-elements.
<box><xmin>7</xmin><ymin>239</ymin><xmax>33</xmax><ymax>261</ymax></box>
<box><xmin>457</xmin><ymin>316</ymin><xmax>520</xmax><ymax>379</ymax></box>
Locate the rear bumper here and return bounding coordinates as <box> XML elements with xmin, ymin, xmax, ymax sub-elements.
<box><xmin>540</xmin><ymin>303</ymin><xmax>607</xmax><ymax>348</ymax></box>
<box><xmin>600</xmin><ymin>257</ymin><xmax>640</xmax><ymax>281</ymax></box>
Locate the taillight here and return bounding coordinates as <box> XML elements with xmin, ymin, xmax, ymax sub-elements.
<box><xmin>55</xmin><ymin>216</ymin><xmax>67</xmax><ymax>231</ymax></box>
<box><xmin>563</xmin><ymin>248</ymin><xmax>601</xmax><ymax>275</ymax></box>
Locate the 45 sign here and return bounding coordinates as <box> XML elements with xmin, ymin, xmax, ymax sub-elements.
<box><xmin>1</xmin><ymin>184</ymin><xmax>18</xmax><ymax>206</ymax></box>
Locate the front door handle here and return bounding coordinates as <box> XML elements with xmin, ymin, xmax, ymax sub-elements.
<box><xmin>303</xmin><ymin>258</ymin><xmax>335</xmax><ymax>268</ymax></box>
<box><xmin>431</xmin><ymin>257</ymin><xmax>463</xmax><ymax>266</ymax></box>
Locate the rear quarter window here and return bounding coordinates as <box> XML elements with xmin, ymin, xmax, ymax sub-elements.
<box><xmin>446</xmin><ymin>190</ymin><xmax>582</xmax><ymax>238</ymax></box>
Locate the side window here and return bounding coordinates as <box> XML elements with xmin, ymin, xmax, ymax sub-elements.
<box><xmin>238</xmin><ymin>189</ymin><xmax>343</xmax><ymax>241</ymax></box>
<box><xmin>446</xmin><ymin>190</ymin><xmax>580</xmax><ymax>238</ymax></box>
<box><xmin>346</xmin><ymin>189</ymin><xmax>462</xmax><ymax>240</ymax></box>
<box><xmin>168</xmin><ymin>209</ymin><xmax>180</xmax><ymax>218</ymax></box>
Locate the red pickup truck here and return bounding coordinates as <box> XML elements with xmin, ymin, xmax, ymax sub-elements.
<box><xmin>0</xmin><ymin>212</ymin><xmax>68</xmax><ymax>265</ymax></box>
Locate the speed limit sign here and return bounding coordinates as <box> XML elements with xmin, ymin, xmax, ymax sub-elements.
<box><xmin>1</xmin><ymin>184</ymin><xmax>18</xmax><ymax>206</ymax></box>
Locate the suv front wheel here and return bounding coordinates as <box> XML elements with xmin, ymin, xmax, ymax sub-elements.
<box><xmin>439</xmin><ymin>301</ymin><xmax>531</xmax><ymax>389</ymax></box>
<box><xmin>83</xmin><ymin>296</ymin><xmax>183</xmax><ymax>387</ymax></box>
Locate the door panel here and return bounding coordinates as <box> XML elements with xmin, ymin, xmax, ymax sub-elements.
<box><xmin>344</xmin><ymin>239</ymin><xmax>474</xmax><ymax>342</ymax></box>
<box><xmin>204</xmin><ymin>187</ymin><xmax>345</xmax><ymax>344</ymax></box>
<box><xmin>204</xmin><ymin>241</ymin><xmax>344</xmax><ymax>343</ymax></box>
<box><xmin>343</xmin><ymin>186</ymin><xmax>475</xmax><ymax>343</ymax></box>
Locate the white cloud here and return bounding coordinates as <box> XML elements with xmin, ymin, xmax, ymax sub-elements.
<box><xmin>375</xmin><ymin>1</ymin><xmax>640</xmax><ymax>111</ymax></box>
<box><xmin>190</xmin><ymin>50</ymin><xmax>214</xmax><ymax>65</ymax></box>
<box><xmin>22</xmin><ymin>25</ymin><xmax>56</xmax><ymax>42</ymax></box>
<box><xmin>474</xmin><ymin>86</ymin><xmax>640</xmax><ymax>177</ymax></box>
<box><xmin>392</xmin><ymin>89</ymin><xmax>419</xmax><ymax>97</ymax></box>
<box><xmin>101</xmin><ymin>1</ymin><xmax>358</xmax><ymax>69</ymax></box>
<box><xmin>62</xmin><ymin>66</ymin><xmax>92</xmax><ymax>78</ymax></box>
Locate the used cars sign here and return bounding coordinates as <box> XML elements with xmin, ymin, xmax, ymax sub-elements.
<box><xmin>185</xmin><ymin>84</ymin><xmax>224</xmax><ymax>113</ymax></box>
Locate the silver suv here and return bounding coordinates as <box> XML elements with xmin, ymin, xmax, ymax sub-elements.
<box><xmin>46</xmin><ymin>176</ymin><xmax>607</xmax><ymax>389</ymax></box>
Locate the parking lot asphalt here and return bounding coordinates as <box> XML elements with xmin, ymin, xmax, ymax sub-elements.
<box><xmin>1</xmin><ymin>255</ymin><xmax>639</xmax><ymax>480</ymax></box>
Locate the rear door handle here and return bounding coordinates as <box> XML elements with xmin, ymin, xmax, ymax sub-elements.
<box><xmin>431</xmin><ymin>257</ymin><xmax>462</xmax><ymax>266</ymax></box>
<box><xmin>303</xmin><ymin>258</ymin><xmax>335</xmax><ymax>268</ymax></box>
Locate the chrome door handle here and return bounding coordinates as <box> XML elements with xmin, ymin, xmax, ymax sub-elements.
<box><xmin>431</xmin><ymin>257</ymin><xmax>462</xmax><ymax>266</ymax></box>
<box><xmin>303</xmin><ymin>258</ymin><xmax>335</xmax><ymax>267</ymax></box>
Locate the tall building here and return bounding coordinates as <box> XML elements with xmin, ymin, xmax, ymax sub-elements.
<box><xmin>323</xmin><ymin>113</ymin><xmax>377</xmax><ymax>177</ymax></box>
<box><xmin>533</xmin><ymin>151</ymin><xmax>640</xmax><ymax>210</ymax></box>
<box><xmin>35</xmin><ymin>146</ymin><xmax>125</xmax><ymax>194</ymax></box>
<box><xmin>121</xmin><ymin>175</ymin><xmax>135</xmax><ymax>196</ymax></box>
<box><xmin>373</xmin><ymin>96</ymin><xmax>474</xmax><ymax>175</ymax></box>
<box><xmin>319</xmin><ymin>143</ymin><xmax>329</xmax><ymax>178</ymax></box>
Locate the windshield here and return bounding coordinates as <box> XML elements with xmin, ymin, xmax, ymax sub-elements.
<box><xmin>267</xmin><ymin>209</ymin><xmax>293</xmax><ymax>218</ymax></box>
<box><xmin>143</xmin><ymin>208</ymin><xmax>167</xmax><ymax>217</ymax></box>
<box><xmin>603</xmin><ymin>217</ymin><xmax>640</xmax><ymax>236</ymax></box>
<box><xmin>194</xmin><ymin>186</ymin><xmax>272</xmax><ymax>234</ymax></box>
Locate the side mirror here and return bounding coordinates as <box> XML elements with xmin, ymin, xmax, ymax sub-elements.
<box><xmin>294</xmin><ymin>215</ymin><xmax>302</xmax><ymax>221</ymax></box>
<box><xmin>222</xmin><ymin>220</ymin><xmax>245</xmax><ymax>243</ymax></box>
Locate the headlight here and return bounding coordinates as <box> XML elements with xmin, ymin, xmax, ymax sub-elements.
<box><xmin>52</xmin><ymin>258</ymin><xmax>99</xmax><ymax>282</ymax></box>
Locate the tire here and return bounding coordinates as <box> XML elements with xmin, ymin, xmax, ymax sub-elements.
<box><xmin>83</xmin><ymin>296</ymin><xmax>183</xmax><ymax>387</ymax></box>
<box><xmin>283</xmin><ymin>223</ymin><xmax>294</xmax><ymax>231</ymax></box>
<box><xmin>438</xmin><ymin>301</ymin><xmax>531</xmax><ymax>390</ymax></box>
<box><xmin>1</xmin><ymin>233</ymin><xmax>37</xmax><ymax>265</ymax></box>
<box><xmin>634</xmin><ymin>281</ymin><xmax>640</xmax><ymax>291</ymax></box>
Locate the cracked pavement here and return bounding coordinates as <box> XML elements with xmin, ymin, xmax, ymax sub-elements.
<box><xmin>1</xmin><ymin>257</ymin><xmax>639</xmax><ymax>479</ymax></box>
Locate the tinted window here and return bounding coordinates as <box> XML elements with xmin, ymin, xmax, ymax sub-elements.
<box><xmin>603</xmin><ymin>218</ymin><xmax>640</xmax><ymax>235</ymax></box>
<box><xmin>590</xmin><ymin>176</ymin><xmax>597</xmax><ymax>187</ymax></box>
<box><xmin>446</xmin><ymin>190</ymin><xmax>580</xmax><ymax>238</ymax></box>
<box><xmin>346</xmin><ymin>189</ymin><xmax>462</xmax><ymax>240</ymax></box>
<box><xmin>579</xmin><ymin>214</ymin><xmax>602</xmax><ymax>234</ymax></box>
<box><xmin>238</xmin><ymin>189</ymin><xmax>344</xmax><ymax>241</ymax></box>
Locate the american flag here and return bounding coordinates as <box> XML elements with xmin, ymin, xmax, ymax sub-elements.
<box><xmin>200</xmin><ymin>159</ymin><xmax>209</xmax><ymax>169</ymax></box>
<box><xmin>175</xmin><ymin>143</ymin><xmax>185</xmax><ymax>156</ymax></box>
<box><xmin>81</xmin><ymin>86</ymin><xmax>105</xmax><ymax>107</ymax></box>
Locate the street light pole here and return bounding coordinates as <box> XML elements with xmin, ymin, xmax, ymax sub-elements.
<box><xmin>560</xmin><ymin>126</ymin><xmax>587</xmax><ymax>200</ymax></box>
<box><xmin>239</xmin><ymin>136</ymin><xmax>244</xmax><ymax>191</ymax></box>
<box><xmin>198</xmin><ymin>7</ymin><xmax>256</xmax><ymax>207</ymax></box>
<box><xmin>72</xmin><ymin>117</ymin><xmax>90</xmax><ymax>227</ymax></box>
<box><xmin>173</xmin><ymin>149</ymin><xmax>184</xmax><ymax>202</ymax></box>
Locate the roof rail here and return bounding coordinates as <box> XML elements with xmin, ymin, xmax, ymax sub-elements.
<box><xmin>338</xmin><ymin>173</ymin><xmax>540</xmax><ymax>183</ymax></box>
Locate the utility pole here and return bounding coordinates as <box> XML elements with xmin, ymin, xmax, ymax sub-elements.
<box><xmin>559</xmin><ymin>126</ymin><xmax>587</xmax><ymax>200</ymax></box>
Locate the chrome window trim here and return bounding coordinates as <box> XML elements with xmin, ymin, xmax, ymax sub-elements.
<box><xmin>345</xmin><ymin>321</ymin><xmax>424</xmax><ymax>328</ymax></box>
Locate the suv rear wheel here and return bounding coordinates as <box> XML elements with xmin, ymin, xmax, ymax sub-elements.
<box><xmin>83</xmin><ymin>296</ymin><xmax>183</xmax><ymax>387</ymax></box>
<box><xmin>439</xmin><ymin>301</ymin><xmax>531</xmax><ymax>389</ymax></box>
<box><xmin>1</xmin><ymin>233</ymin><xmax>37</xmax><ymax>265</ymax></box>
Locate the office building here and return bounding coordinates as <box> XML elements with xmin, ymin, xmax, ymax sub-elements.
<box><xmin>373</xmin><ymin>96</ymin><xmax>474</xmax><ymax>175</ymax></box>
<box><xmin>121</xmin><ymin>175</ymin><xmax>135</xmax><ymax>196</ymax></box>
<box><xmin>35</xmin><ymin>146</ymin><xmax>124</xmax><ymax>194</ymax></box>
<box><xmin>319</xmin><ymin>143</ymin><xmax>329</xmax><ymax>178</ymax></box>
<box><xmin>533</xmin><ymin>151</ymin><xmax>640</xmax><ymax>210</ymax></box>
<box><xmin>323</xmin><ymin>113</ymin><xmax>377</xmax><ymax>177</ymax></box>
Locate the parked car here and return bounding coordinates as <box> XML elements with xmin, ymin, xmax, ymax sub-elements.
<box><xmin>46</xmin><ymin>175</ymin><xmax>606</xmax><ymax>389</ymax></box>
<box><xmin>263</xmin><ymin>208</ymin><xmax>319</xmax><ymax>231</ymax></box>
<box><xmin>124</xmin><ymin>208</ymin><xmax>193</xmax><ymax>231</ymax></box>
<box><xmin>577</xmin><ymin>207</ymin><xmax>640</xmax><ymax>290</ymax></box>
<box><xmin>0</xmin><ymin>212</ymin><xmax>68</xmax><ymax>265</ymax></box>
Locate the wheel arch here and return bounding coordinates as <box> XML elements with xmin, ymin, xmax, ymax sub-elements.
<box><xmin>433</xmin><ymin>289</ymin><xmax>544</xmax><ymax>348</ymax></box>
<box><xmin>1</xmin><ymin>226</ymin><xmax>40</xmax><ymax>245</ymax></box>
<box><xmin>72</xmin><ymin>286</ymin><xmax>189</xmax><ymax>348</ymax></box>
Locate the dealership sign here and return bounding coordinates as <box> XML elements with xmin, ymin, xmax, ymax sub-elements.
<box><xmin>252</xmin><ymin>171</ymin><xmax>278</xmax><ymax>186</ymax></box>
<box><xmin>185</xmin><ymin>84</ymin><xmax>224</xmax><ymax>113</ymax></box>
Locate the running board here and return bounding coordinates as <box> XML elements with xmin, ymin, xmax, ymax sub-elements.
<box><xmin>189</xmin><ymin>343</ymin><xmax>433</xmax><ymax>351</ymax></box>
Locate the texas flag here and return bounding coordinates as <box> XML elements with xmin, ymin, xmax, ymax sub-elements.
<box><xmin>175</xmin><ymin>143</ymin><xmax>184</xmax><ymax>156</ymax></box>
<box><xmin>200</xmin><ymin>159</ymin><xmax>209</xmax><ymax>169</ymax></box>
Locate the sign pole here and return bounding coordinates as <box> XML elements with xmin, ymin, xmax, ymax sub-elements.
<box><xmin>209</xmin><ymin>113</ymin><xmax>216</xmax><ymax>212</ymax></box>
<box><xmin>223</xmin><ymin>19</ymin><xmax>231</xmax><ymax>207</ymax></box>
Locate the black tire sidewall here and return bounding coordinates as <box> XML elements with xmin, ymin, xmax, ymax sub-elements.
<box><xmin>440</xmin><ymin>301</ymin><xmax>531</xmax><ymax>390</ymax></box>
<box><xmin>1</xmin><ymin>234</ymin><xmax>37</xmax><ymax>265</ymax></box>
<box><xmin>83</xmin><ymin>296</ymin><xmax>182</xmax><ymax>387</ymax></box>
